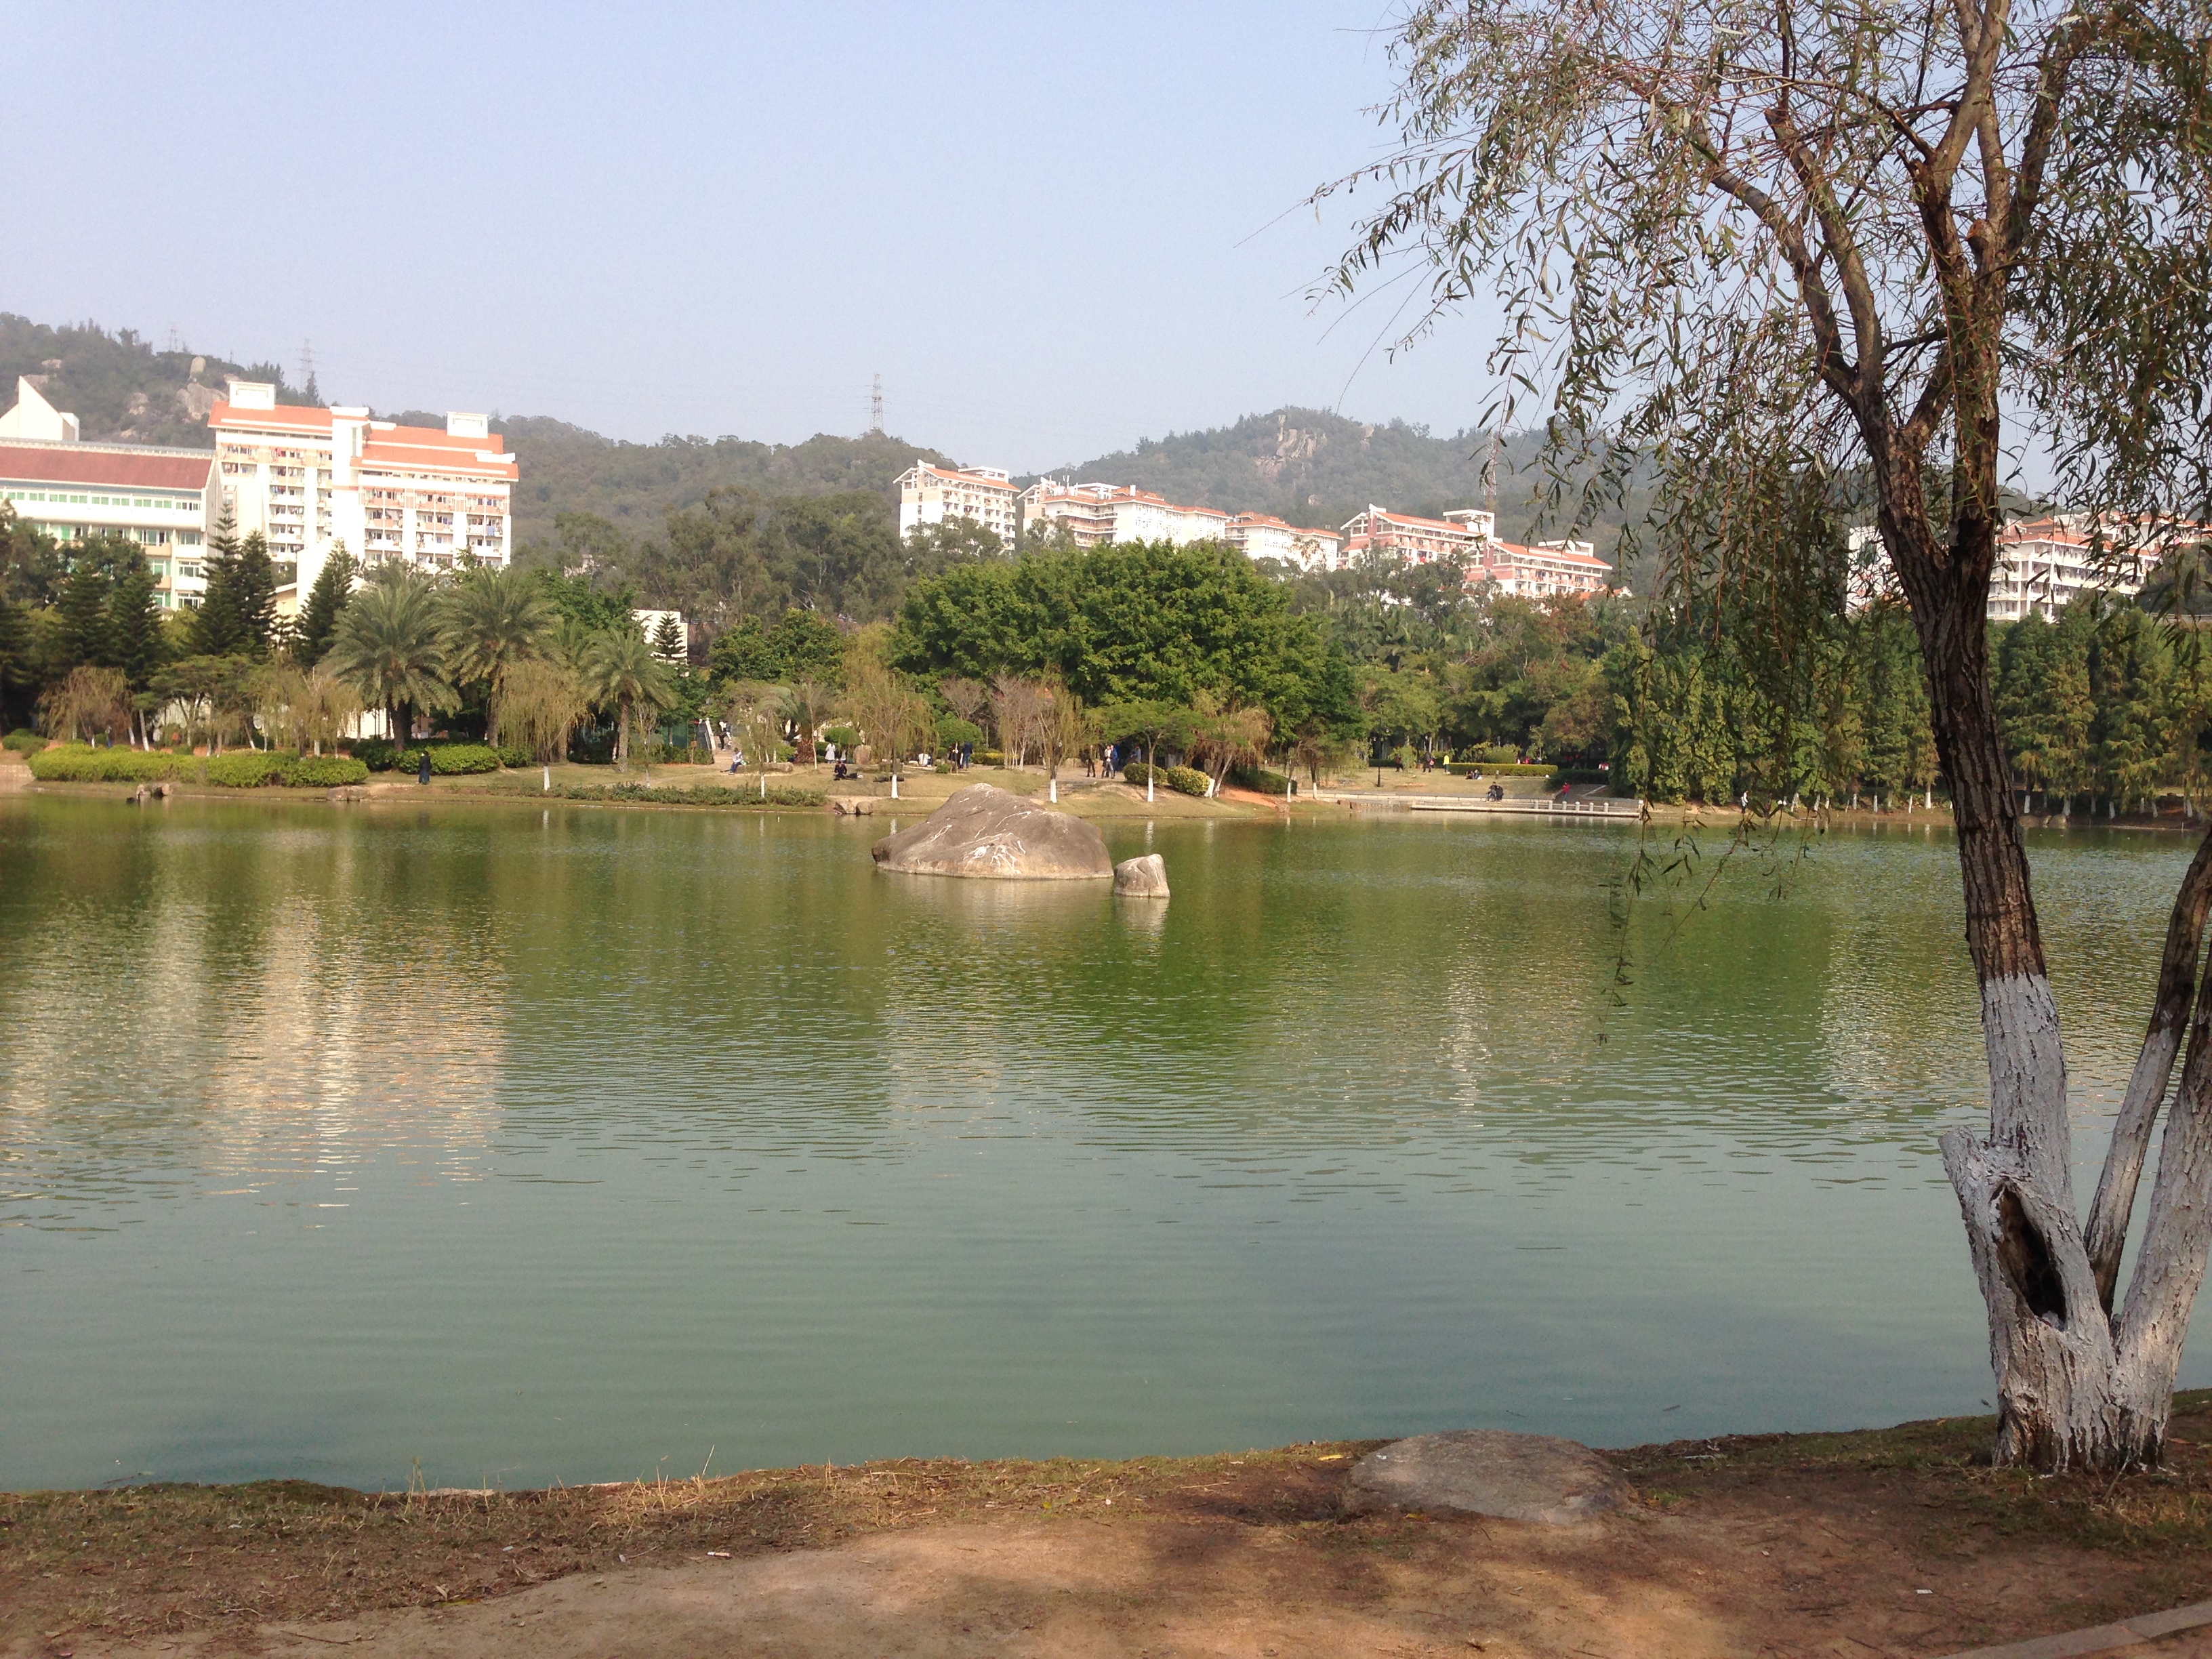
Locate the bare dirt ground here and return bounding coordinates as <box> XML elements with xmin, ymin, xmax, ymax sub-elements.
<box><xmin>10</xmin><ymin>1397</ymin><xmax>2212</xmax><ymax>1659</ymax></box>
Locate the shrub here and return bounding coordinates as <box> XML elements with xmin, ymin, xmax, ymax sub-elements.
<box><xmin>1165</xmin><ymin>765</ymin><xmax>1211</xmax><ymax>797</ymax></box>
<box><xmin>286</xmin><ymin>755</ymin><xmax>371</xmax><ymax>787</ymax></box>
<box><xmin>823</xmin><ymin>724</ymin><xmax>861</xmax><ymax>751</ymax></box>
<box><xmin>26</xmin><ymin>745</ymin><xmax>186</xmax><ymax>783</ymax></box>
<box><xmin>425</xmin><ymin>743</ymin><xmax>500</xmax><ymax>774</ymax></box>
<box><xmin>205</xmin><ymin>751</ymin><xmax>296</xmax><ymax>787</ymax></box>
<box><xmin>1445</xmin><ymin>761</ymin><xmax>1558</xmax><ymax>777</ymax></box>
<box><xmin>3</xmin><ymin>729</ymin><xmax>45</xmax><ymax>754</ymax></box>
<box><xmin>1553</xmin><ymin>767</ymin><xmax>1612</xmax><ymax>787</ymax></box>
<box><xmin>1229</xmin><ymin>763</ymin><xmax>1294</xmax><ymax>794</ymax></box>
<box><xmin>495</xmin><ymin>745</ymin><xmax>531</xmax><ymax>770</ymax></box>
<box><xmin>352</xmin><ymin>739</ymin><xmax>403</xmax><ymax>771</ymax></box>
<box><xmin>1120</xmin><ymin>762</ymin><xmax>1155</xmax><ymax>787</ymax></box>
<box><xmin>558</xmin><ymin>781</ymin><xmax>827</xmax><ymax>808</ymax></box>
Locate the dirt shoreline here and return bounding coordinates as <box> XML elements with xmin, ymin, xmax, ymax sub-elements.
<box><xmin>8</xmin><ymin>1395</ymin><xmax>2212</xmax><ymax>1658</ymax></box>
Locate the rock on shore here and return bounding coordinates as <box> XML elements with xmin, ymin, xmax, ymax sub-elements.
<box><xmin>871</xmin><ymin>783</ymin><xmax>1113</xmax><ymax>880</ymax></box>
<box><xmin>1342</xmin><ymin>1430</ymin><xmax>1630</xmax><ymax>1524</ymax></box>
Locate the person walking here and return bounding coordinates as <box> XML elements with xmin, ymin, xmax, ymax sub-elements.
<box><xmin>417</xmin><ymin>748</ymin><xmax>432</xmax><ymax>786</ymax></box>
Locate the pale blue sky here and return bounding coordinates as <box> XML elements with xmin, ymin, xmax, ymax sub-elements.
<box><xmin>3</xmin><ymin>2</ymin><xmax>1511</xmax><ymax>470</ymax></box>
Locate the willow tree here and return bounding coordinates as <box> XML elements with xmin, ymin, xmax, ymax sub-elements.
<box><xmin>1321</xmin><ymin>0</ymin><xmax>2212</xmax><ymax>1470</ymax></box>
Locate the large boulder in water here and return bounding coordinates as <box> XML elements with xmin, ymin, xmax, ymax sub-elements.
<box><xmin>871</xmin><ymin>783</ymin><xmax>1113</xmax><ymax>880</ymax></box>
<box><xmin>1342</xmin><ymin>1431</ymin><xmax>1630</xmax><ymax>1524</ymax></box>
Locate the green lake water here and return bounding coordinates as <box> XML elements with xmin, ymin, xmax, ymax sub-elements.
<box><xmin>1</xmin><ymin>794</ymin><xmax>2203</xmax><ymax>1492</ymax></box>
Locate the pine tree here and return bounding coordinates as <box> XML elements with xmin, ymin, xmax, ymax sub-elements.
<box><xmin>651</xmin><ymin>612</ymin><xmax>685</xmax><ymax>661</ymax></box>
<box><xmin>193</xmin><ymin>508</ymin><xmax>249</xmax><ymax>657</ymax></box>
<box><xmin>108</xmin><ymin>557</ymin><xmax>167</xmax><ymax>693</ymax></box>
<box><xmin>295</xmin><ymin>544</ymin><xmax>357</xmax><ymax>668</ymax></box>
<box><xmin>234</xmin><ymin>531</ymin><xmax>277</xmax><ymax>658</ymax></box>
<box><xmin>57</xmin><ymin>560</ymin><xmax>115</xmax><ymax>671</ymax></box>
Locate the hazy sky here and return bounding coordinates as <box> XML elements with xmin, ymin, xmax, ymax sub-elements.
<box><xmin>5</xmin><ymin>2</ymin><xmax>1516</xmax><ymax>472</ymax></box>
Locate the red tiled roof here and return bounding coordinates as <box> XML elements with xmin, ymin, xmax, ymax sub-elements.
<box><xmin>0</xmin><ymin>445</ymin><xmax>216</xmax><ymax>490</ymax></box>
<box><xmin>209</xmin><ymin>401</ymin><xmax>336</xmax><ymax>434</ymax></box>
<box><xmin>358</xmin><ymin>435</ymin><xmax>517</xmax><ymax>480</ymax></box>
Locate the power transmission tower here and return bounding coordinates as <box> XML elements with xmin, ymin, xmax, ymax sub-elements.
<box><xmin>869</xmin><ymin>373</ymin><xmax>884</xmax><ymax>436</ymax></box>
<box><xmin>164</xmin><ymin>323</ymin><xmax>182</xmax><ymax>353</ymax></box>
<box><xmin>298</xmin><ymin>338</ymin><xmax>319</xmax><ymax>401</ymax></box>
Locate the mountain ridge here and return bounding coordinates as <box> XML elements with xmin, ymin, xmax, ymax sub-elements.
<box><xmin>1</xmin><ymin>312</ymin><xmax>1639</xmax><ymax>563</ymax></box>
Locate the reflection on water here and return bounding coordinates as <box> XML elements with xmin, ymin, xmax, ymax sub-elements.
<box><xmin>0</xmin><ymin>796</ymin><xmax>2203</xmax><ymax>1492</ymax></box>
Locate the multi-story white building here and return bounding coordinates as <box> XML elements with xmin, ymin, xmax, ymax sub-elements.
<box><xmin>1020</xmin><ymin>480</ymin><xmax>1235</xmax><ymax>548</ymax></box>
<box><xmin>895</xmin><ymin>463</ymin><xmax>1019</xmax><ymax>545</ymax></box>
<box><xmin>209</xmin><ymin>382</ymin><xmax>517</xmax><ymax>613</ymax></box>
<box><xmin>1222</xmin><ymin>512</ymin><xmax>1342</xmax><ymax>571</ymax></box>
<box><xmin>1340</xmin><ymin>502</ymin><xmax>1613</xmax><ymax>598</ymax></box>
<box><xmin>1340</xmin><ymin>504</ymin><xmax>1495</xmax><ymax>565</ymax></box>
<box><xmin>1477</xmin><ymin>537</ymin><xmax>1614</xmax><ymax>599</ymax></box>
<box><xmin>0</xmin><ymin>377</ymin><xmax>219</xmax><ymax>609</ymax></box>
<box><xmin>1851</xmin><ymin>515</ymin><xmax>2180</xmax><ymax>621</ymax></box>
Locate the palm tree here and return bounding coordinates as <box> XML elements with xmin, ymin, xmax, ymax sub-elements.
<box><xmin>326</xmin><ymin>571</ymin><xmax>457</xmax><ymax>746</ymax></box>
<box><xmin>777</xmin><ymin>680</ymin><xmax>834</xmax><ymax>768</ymax></box>
<box><xmin>582</xmin><ymin>624</ymin><xmax>673</xmax><ymax>768</ymax></box>
<box><xmin>442</xmin><ymin>568</ymin><xmax>553</xmax><ymax>745</ymax></box>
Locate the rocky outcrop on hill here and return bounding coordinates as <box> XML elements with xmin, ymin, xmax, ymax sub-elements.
<box><xmin>871</xmin><ymin>784</ymin><xmax>1113</xmax><ymax>880</ymax></box>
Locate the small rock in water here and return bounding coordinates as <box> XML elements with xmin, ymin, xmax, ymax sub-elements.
<box><xmin>1113</xmin><ymin>853</ymin><xmax>1170</xmax><ymax>897</ymax></box>
<box><xmin>1342</xmin><ymin>1430</ymin><xmax>1630</xmax><ymax>1525</ymax></box>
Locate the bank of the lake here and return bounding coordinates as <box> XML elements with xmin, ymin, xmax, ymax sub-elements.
<box><xmin>7</xmin><ymin>1397</ymin><xmax>2212</xmax><ymax>1658</ymax></box>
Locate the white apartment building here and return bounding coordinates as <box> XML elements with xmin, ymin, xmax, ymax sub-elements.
<box><xmin>1020</xmin><ymin>480</ymin><xmax>1233</xmax><ymax>548</ymax></box>
<box><xmin>1851</xmin><ymin>516</ymin><xmax>2179</xmax><ymax>621</ymax></box>
<box><xmin>0</xmin><ymin>377</ymin><xmax>219</xmax><ymax>609</ymax></box>
<box><xmin>1340</xmin><ymin>503</ymin><xmax>1613</xmax><ymax>598</ymax></box>
<box><xmin>209</xmin><ymin>382</ymin><xmax>517</xmax><ymax>612</ymax></box>
<box><xmin>1221</xmin><ymin>512</ymin><xmax>1342</xmax><ymax>571</ymax></box>
<box><xmin>896</xmin><ymin>463</ymin><xmax>1019</xmax><ymax>544</ymax></box>
<box><xmin>1340</xmin><ymin>504</ymin><xmax>1495</xmax><ymax>565</ymax></box>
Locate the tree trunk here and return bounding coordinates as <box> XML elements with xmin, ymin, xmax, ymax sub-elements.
<box><xmin>1882</xmin><ymin>470</ymin><xmax>2211</xmax><ymax>1469</ymax></box>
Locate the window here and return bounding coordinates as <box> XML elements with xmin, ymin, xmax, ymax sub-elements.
<box><xmin>178</xmin><ymin>531</ymin><xmax>201</xmax><ymax>547</ymax></box>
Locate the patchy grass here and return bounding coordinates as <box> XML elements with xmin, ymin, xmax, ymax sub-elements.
<box><xmin>9</xmin><ymin>1398</ymin><xmax>2212</xmax><ymax>1650</ymax></box>
<box><xmin>0</xmin><ymin>1445</ymin><xmax>1369</xmax><ymax>1645</ymax></box>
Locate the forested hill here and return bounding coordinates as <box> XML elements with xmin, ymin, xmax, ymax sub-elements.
<box><xmin>0</xmin><ymin>314</ymin><xmax>316</xmax><ymax>449</ymax></box>
<box><xmin>1047</xmin><ymin>407</ymin><xmax>1650</xmax><ymax>552</ymax></box>
<box><xmin>1</xmin><ymin>312</ymin><xmax>1645</xmax><ymax>565</ymax></box>
<box><xmin>373</xmin><ymin>416</ymin><xmax>957</xmax><ymax>551</ymax></box>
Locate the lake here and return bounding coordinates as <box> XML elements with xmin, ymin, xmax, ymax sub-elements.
<box><xmin>1</xmin><ymin>793</ymin><xmax>2202</xmax><ymax>1492</ymax></box>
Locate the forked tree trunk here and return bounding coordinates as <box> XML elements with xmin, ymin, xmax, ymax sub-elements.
<box><xmin>1890</xmin><ymin>489</ymin><xmax>2212</xmax><ymax>1471</ymax></box>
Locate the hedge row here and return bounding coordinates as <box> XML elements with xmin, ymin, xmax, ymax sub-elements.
<box><xmin>26</xmin><ymin>746</ymin><xmax>188</xmax><ymax>783</ymax></box>
<box><xmin>26</xmin><ymin>745</ymin><xmax>369</xmax><ymax>787</ymax></box>
<box><xmin>354</xmin><ymin>741</ymin><xmax>519</xmax><ymax>774</ymax></box>
<box><xmin>556</xmin><ymin>781</ymin><xmax>827</xmax><ymax>808</ymax></box>
<box><xmin>1443</xmin><ymin>762</ymin><xmax>1559</xmax><ymax>777</ymax></box>
<box><xmin>3</xmin><ymin>729</ymin><xmax>45</xmax><ymax>755</ymax></box>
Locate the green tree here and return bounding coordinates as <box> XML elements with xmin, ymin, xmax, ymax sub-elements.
<box><xmin>325</xmin><ymin>570</ymin><xmax>456</xmax><ymax>746</ymax></box>
<box><xmin>56</xmin><ymin>558</ymin><xmax>115</xmax><ymax>672</ymax></box>
<box><xmin>233</xmin><ymin>531</ymin><xmax>278</xmax><ymax>657</ymax></box>
<box><xmin>650</xmin><ymin>612</ymin><xmax>685</xmax><ymax>662</ymax></box>
<box><xmin>192</xmin><ymin>509</ymin><xmax>250</xmax><ymax>657</ymax></box>
<box><xmin>106</xmin><ymin>555</ymin><xmax>166</xmax><ymax>741</ymax></box>
<box><xmin>294</xmin><ymin>544</ymin><xmax>358</xmax><ymax>668</ymax></box>
<box><xmin>581</xmin><ymin>623</ymin><xmax>672</xmax><ymax>768</ymax></box>
<box><xmin>443</xmin><ymin>565</ymin><xmax>554</xmax><ymax>745</ymax></box>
